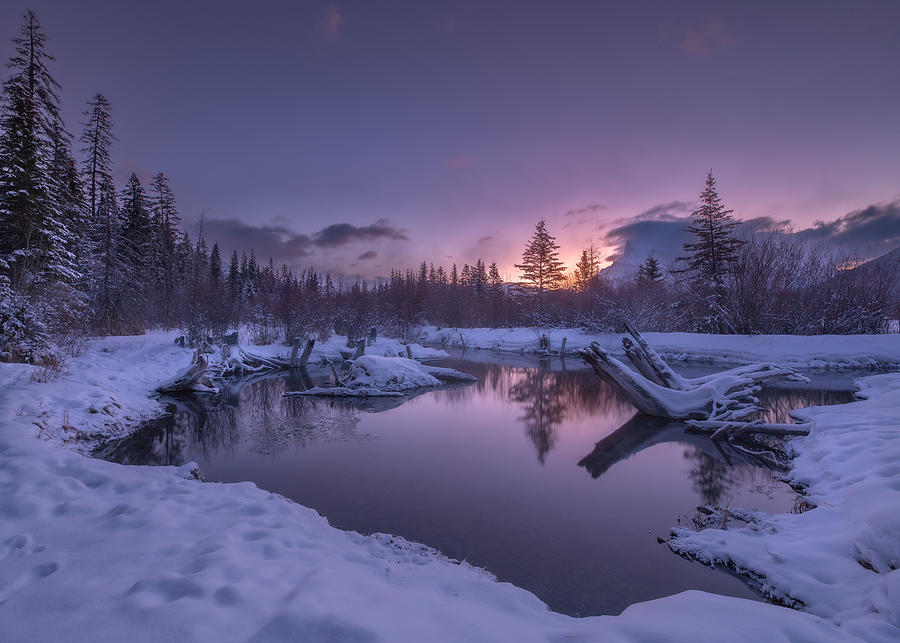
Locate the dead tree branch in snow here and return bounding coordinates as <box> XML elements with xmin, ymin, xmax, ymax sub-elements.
<box><xmin>578</xmin><ymin>322</ymin><xmax>810</xmax><ymax>442</ymax></box>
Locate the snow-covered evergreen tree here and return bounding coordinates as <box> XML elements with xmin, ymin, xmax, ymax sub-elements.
<box><xmin>636</xmin><ymin>254</ymin><xmax>663</xmax><ymax>286</ymax></box>
<box><xmin>0</xmin><ymin>11</ymin><xmax>82</xmax><ymax>359</ymax></box>
<box><xmin>119</xmin><ymin>173</ymin><xmax>152</xmax><ymax>328</ymax></box>
<box><xmin>148</xmin><ymin>172</ymin><xmax>179</xmax><ymax>327</ymax></box>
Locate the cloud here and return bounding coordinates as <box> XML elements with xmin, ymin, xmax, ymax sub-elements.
<box><xmin>795</xmin><ymin>200</ymin><xmax>900</xmax><ymax>256</ymax></box>
<box><xmin>313</xmin><ymin>219</ymin><xmax>408</xmax><ymax>247</ymax></box>
<box><xmin>635</xmin><ymin>200</ymin><xmax>693</xmax><ymax>220</ymax></box>
<box><xmin>681</xmin><ymin>20</ymin><xmax>735</xmax><ymax>55</ymax></box>
<box><xmin>317</xmin><ymin>5</ymin><xmax>344</xmax><ymax>41</ymax></box>
<box><xmin>477</xmin><ymin>235</ymin><xmax>495</xmax><ymax>245</ymax></box>
<box><xmin>562</xmin><ymin>203</ymin><xmax>606</xmax><ymax>217</ymax></box>
<box><xmin>200</xmin><ymin>217</ymin><xmax>313</xmax><ymax>264</ymax></box>
<box><xmin>445</xmin><ymin>156</ymin><xmax>475</xmax><ymax>169</ymax></box>
<box><xmin>357</xmin><ymin>250</ymin><xmax>377</xmax><ymax>260</ymax></box>
<box><xmin>738</xmin><ymin>216</ymin><xmax>792</xmax><ymax>234</ymax></box>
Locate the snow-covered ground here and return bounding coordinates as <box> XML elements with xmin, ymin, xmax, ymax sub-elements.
<box><xmin>420</xmin><ymin>326</ymin><xmax>900</xmax><ymax>369</ymax></box>
<box><xmin>668</xmin><ymin>372</ymin><xmax>900</xmax><ymax>642</ymax></box>
<box><xmin>0</xmin><ymin>330</ymin><xmax>897</xmax><ymax>641</ymax></box>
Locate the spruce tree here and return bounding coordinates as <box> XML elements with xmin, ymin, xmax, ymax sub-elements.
<box><xmin>119</xmin><ymin>173</ymin><xmax>152</xmax><ymax>326</ymax></box>
<box><xmin>636</xmin><ymin>254</ymin><xmax>663</xmax><ymax>286</ymax></box>
<box><xmin>678</xmin><ymin>171</ymin><xmax>745</xmax><ymax>285</ymax></box>
<box><xmin>515</xmin><ymin>219</ymin><xmax>566</xmax><ymax>311</ymax></box>
<box><xmin>573</xmin><ymin>243</ymin><xmax>601</xmax><ymax>293</ymax></box>
<box><xmin>80</xmin><ymin>94</ymin><xmax>114</xmax><ymax>224</ymax></box>
<box><xmin>0</xmin><ymin>10</ymin><xmax>81</xmax><ymax>357</ymax></box>
<box><xmin>148</xmin><ymin>173</ymin><xmax>179</xmax><ymax>326</ymax></box>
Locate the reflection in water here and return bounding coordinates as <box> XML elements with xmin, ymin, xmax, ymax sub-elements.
<box><xmin>97</xmin><ymin>356</ymin><xmax>857</xmax><ymax>617</ymax></box>
<box><xmin>508</xmin><ymin>363</ymin><xmax>565</xmax><ymax>463</ymax></box>
<box><xmin>433</xmin><ymin>358</ymin><xmax>634</xmax><ymax>463</ymax></box>
<box><xmin>684</xmin><ymin>448</ymin><xmax>743</xmax><ymax>506</ymax></box>
<box><xmin>98</xmin><ymin>373</ymin><xmax>375</xmax><ymax>465</ymax></box>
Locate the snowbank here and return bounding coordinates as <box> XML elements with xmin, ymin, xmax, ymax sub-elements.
<box><xmin>669</xmin><ymin>372</ymin><xmax>900</xmax><ymax>642</ymax></box>
<box><xmin>1</xmin><ymin>331</ymin><xmax>891</xmax><ymax>641</ymax></box>
<box><xmin>344</xmin><ymin>355</ymin><xmax>441</xmax><ymax>391</ymax></box>
<box><xmin>420</xmin><ymin>326</ymin><xmax>900</xmax><ymax>369</ymax></box>
<box><xmin>246</xmin><ymin>332</ymin><xmax>448</xmax><ymax>364</ymax></box>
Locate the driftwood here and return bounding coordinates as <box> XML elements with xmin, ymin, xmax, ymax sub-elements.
<box><xmin>289</xmin><ymin>337</ymin><xmax>315</xmax><ymax>367</ymax></box>
<box><xmin>368</xmin><ymin>326</ymin><xmax>377</xmax><ymax>346</ymax></box>
<box><xmin>685</xmin><ymin>419</ymin><xmax>810</xmax><ymax>439</ymax></box>
<box><xmin>578</xmin><ymin>323</ymin><xmax>810</xmax><ymax>442</ymax></box>
<box><xmin>328</xmin><ymin>360</ymin><xmax>345</xmax><ymax>387</ymax></box>
<box><xmin>157</xmin><ymin>349</ymin><xmax>217</xmax><ymax>393</ymax></box>
<box><xmin>354</xmin><ymin>338</ymin><xmax>366</xmax><ymax>359</ymax></box>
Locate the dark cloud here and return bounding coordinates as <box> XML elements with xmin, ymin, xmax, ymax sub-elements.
<box><xmin>738</xmin><ymin>216</ymin><xmax>792</xmax><ymax>234</ymax></box>
<box><xmin>795</xmin><ymin>201</ymin><xmax>900</xmax><ymax>255</ymax></box>
<box><xmin>562</xmin><ymin>203</ymin><xmax>606</xmax><ymax>217</ymax></box>
<box><xmin>357</xmin><ymin>250</ymin><xmax>378</xmax><ymax>260</ymax></box>
<box><xmin>635</xmin><ymin>200</ymin><xmax>693</xmax><ymax>220</ymax></box>
<box><xmin>201</xmin><ymin>217</ymin><xmax>313</xmax><ymax>263</ymax></box>
<box><xmin>477</xmin><ymin>235</ymin><xmax>495</xmax><ymax>244</ymax></box>
<box><xmin>313</xmin><ymin>218</ymin><xmax>408</xmax><ymax>247</ymax></box>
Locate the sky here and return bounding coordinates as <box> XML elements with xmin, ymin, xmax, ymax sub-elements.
<box><xmin>3</xmin><ymin>0</ymin><xmax>899</xmax><ymax>279</ymax></box>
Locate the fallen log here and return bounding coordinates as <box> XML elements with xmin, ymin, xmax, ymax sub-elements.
<box><xmin>578</xmin><ymin>340</ymin><xmax>799</xmax><ymax>423</ymax></box>
<box><xmin>157</xmin><ymin>349</ymin><xmax>217</xmax><ymax>393</ymax></box>
<box><xmin>685</xmin><ymin>420</ymin><xmax>811</xmax><ymax>438</ymax></box>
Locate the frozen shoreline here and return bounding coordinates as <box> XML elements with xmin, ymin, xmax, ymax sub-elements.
<box><xmin>1</xmin><ymin>330</ymin><xmax>897</xmax><ymax>641</ymax></box>
<box><xmin>420</xmin><ymin>326</ymin><xmax>900</xmax><ymax>370</ymax></box>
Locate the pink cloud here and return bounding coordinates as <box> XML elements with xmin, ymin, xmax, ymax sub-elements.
<box><xmin>445</xmin><ymin>156</ymin><xmax>475</xmax><ymax>169</ymax></box>
<box><xmin>680</xmin><ymin>20</ymin><xmax>735</xmax><ymax>55</ymax></box>
<box><xmin>318</xmin><ymin>5</ymin><xmax>344</xmax><ymax>41</ymax></box>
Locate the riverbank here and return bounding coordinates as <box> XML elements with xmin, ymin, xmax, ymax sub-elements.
<box><xmin>420</xmin><ymin>326</ymin><xmax>900</xmax><ymax>369</ymax></box>
<box><xmin>1</xmin><ymin>330</ymin><xmax>896</xmax><ymax>641</ymax></box>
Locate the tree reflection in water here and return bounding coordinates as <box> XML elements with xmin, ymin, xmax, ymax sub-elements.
<box><xmin>99</xmin><ymin>358</ymin><xmax>854</xmax><ymax>476</ymax></box>
<box><xmin>97</xmin><ymin>373</ymin><xmax>373</xmax><ymax>466</ymax></box>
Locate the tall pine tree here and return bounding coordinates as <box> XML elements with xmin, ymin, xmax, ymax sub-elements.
<box><xmin>0</xmin><ymin>11</ymin><xmax>81</xmax><ymax>358</ymax></box>
<box><xmin>515</xmin><ymin>219</ymin><xmax>566</xmax><ymax>313</ymax></box>
<box><xmin>678</xmin><ymin>171</ymin><xmax>745</xmax><ymax>285</ymax></box>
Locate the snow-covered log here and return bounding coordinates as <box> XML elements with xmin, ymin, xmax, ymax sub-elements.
<box><xmin>578</xmin><ymin>338</ymin><xmax>805</xmax><ymax>424</ymax></box>
<box><xmin>157</xmin><ymin>349</ymin><xmax>218</xmax><ymax>394</ymax></box>
<box><xmin>685</xmin><ymin>419</ymin><xmax>811</xmax><ymax>439</ymax></box>
<box><xmin>419</xmin><ymin>364</ymin><xmax>478</xmax><ymax>383</ymax></box>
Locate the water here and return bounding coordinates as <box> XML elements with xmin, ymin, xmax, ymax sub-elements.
<box><xmin>97</xmin><ymin>353</ymin><xmax>856</xmax><ymax>616</ymax></box>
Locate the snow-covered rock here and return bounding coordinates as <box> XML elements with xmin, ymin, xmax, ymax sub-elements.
<box><xmin>344</xmin><ymin>355</ymin><xmax>442</xmax><ymax>391</ymax></box>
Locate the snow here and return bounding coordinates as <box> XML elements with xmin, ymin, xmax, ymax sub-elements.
<box><xmin>245</xmin><ymin>332</ymin><xmax>449</xmax><ymax>364</ymax></box>
<box><xmin>0</xmin><ymin>330</ymin><xmax>896</xmax><ymax>641</ymax></box>
<box><xmin>290</xmin><ymin>386</ymin><xmax>407</xmax><ymax>397</ymax></box>
<box><xmin>668</xmin><ymin>371</ymin><xmax>900</xmax><ymax>643</ymax></box>
<box><xmin>343</xmin><ymin>355</ymin><xmax>441</xmax><ymax>391</ymax></box>
<box><xmin>420</xmin><ymin>326</ymin><xmax>900</xmax><ymax>369</ymax></box>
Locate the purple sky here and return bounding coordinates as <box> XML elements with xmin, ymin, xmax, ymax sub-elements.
<box><xmin>5</xmin><ymin>1</ymin><xmax>900</xmax><ymax>278</ymax></box>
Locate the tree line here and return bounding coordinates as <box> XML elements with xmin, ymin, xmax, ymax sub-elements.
<box><xmin>0</xmin><ymin>12</ymin><xmax>894</xmax><ymax>366</ymax></box>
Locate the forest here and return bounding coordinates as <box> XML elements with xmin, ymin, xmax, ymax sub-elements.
<box><xmin>1</xmin><ymin>12</ymin><xmax>896</xmax><ymax>370</ymax></box>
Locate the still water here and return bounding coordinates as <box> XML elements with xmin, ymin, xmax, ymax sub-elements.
<box><xmin>98</xmin><ymin>353</ymin><xmax>855</xmax><ymax>616</ymax></box>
